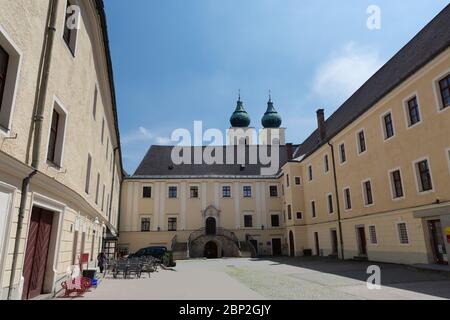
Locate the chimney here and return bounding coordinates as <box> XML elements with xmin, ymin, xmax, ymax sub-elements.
<box><xmin>316</xmin><ymin>109</ymin><xmax>326</xmax><ymax>141</ymax></box>
<box><xmin>286</xmin><ymin>143</ymin><xmax>293</xmax><ymax>161</ymax></box>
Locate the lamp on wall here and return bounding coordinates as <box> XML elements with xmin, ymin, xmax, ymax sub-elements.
<box><xmin>94</xmin><ymin>217</ymin><xmax>100</xmax><ymax>225</ymax></box>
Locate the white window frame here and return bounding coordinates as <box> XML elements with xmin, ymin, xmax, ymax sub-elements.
<box><xmin>338</xmin><ymin>142</ymin><xmax>347</xmax><ymax>165</ymax></box>
<box><xmin>242</xmin><ymin>185</ymin><xmax>253</xmax><ymax>198</ymax></box>
<box><xmin>396</xmin><ymin>221</ymin><xmax>410</xmax><ymax>245</ymax></box>
<box><xmin>0</xmin><ymin>24</ymin><xmax>22</xmax><ymax>135</ymax></box>
<box><xmin>368</xmin><ymin>225</ymin><xmax>378</xmax><ymax>245</ymax></box>
<box><xmin>221</xmin><ymin>184</ymin><xmax>232</xmax><ymax>199</ymax></box>
<box><xmin>270</xmin><ymin>213</ymin><xmax>281</xmax><ymax>227</ymax></box>
<box><xmin>45</xmin><ymin>96</ymin><xmax>68</xmax><ymax>170</ymax></box>
<box><xmin>243</xmin><ymin>212</ymin><xmax>254</xmax><ymax>228</ymax></box>
<box><xmin>268</xmin><ymin>185</ymin><xmax>279</xmax><ymax>198</ymax></box>
<box><xmin>327</xmin><ymin>193</ymin><xmax>334</xmax><ymax>214</ymax></box>
<box><xmin>189</xmin><ymin>184</ymin><xmax>200</xmax><ymax>199</ymax></box>
<box><xmin>167</xmin><ymin>215</ymin><xmax>178</xmax><ymax>231</ymax></box>
<box><xmin>296</xmin><ymin>211</ymin><xmax>303</xmax><ymax>220</ymax></box>
<box><xmin>324</xmin><ymin>154</ymin><xmax>330</xmax><ymax>174</ymax></box>
<box><xmin>62</xmin><ymin>0</ymin><xmax>80</xmax><ymax>58</ymax></box>
<box><xmin>307</xmin><ymin>164</ymin><xmax>313</xmax><ymax>182</ymax></box>
<box><xmin>356</xmin><ymin>129</ymin><xmax>367</xmax><ymax>156</ymax></box>
<box><xmin>294</xmin><ymin>176</ymin><xmax>302</xmax><ymax>186</ymax></box>
<box><xmin>432</xmin><ymin>68</ymin><xmax>450</xmax><ymax>113</ymax></box>
<box><xmin>343</xmin><ymin>187</ymin><xmax>352</xmax><ymax>211</ymax></box>
<box><xmin>412</xmin><ymin>156</ymin><xmax>435</xmax><ymax>195</ymax></box>
<box><xmin>142</xmin><ymin>184</ymin><xmax>153</xmax><ymax>199</ymax></box>
<box><xmin>167</xmin><ymin>185</ymin><xmax>179</xmax><ymax>199</ymax></box>
<box><xmin>403</xmin><ymin>92</ymin><xmax>422</xmax><ymax>129</ymax></box>
<box><xmin>387</xmin><ymin>167</ymin><xmax>405</xmax><ymax>201</ymax></box>
<box><xmin>361</xmin><ymin>178</ymin><xmax>375</xmax><ymax>207</ymax></box>
<box><xmin>380</xmin><ymin>109</ymin><xmax>395</xmax><ymax>142</ymax></box>
<box><xmin>139</xmin><ymin>215</ymin><xmax>151</xmax><ymax>232</ymax></box>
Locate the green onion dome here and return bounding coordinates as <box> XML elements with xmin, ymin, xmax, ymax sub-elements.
<box><xmin>262</xmin><ymin>97</ymin><xmax>282</xmax><ymax>128</ymax></box>
<box><xmin>230</xmin><ymin>97</ymin><xmax>251</xmax><ymax>127</ymax></box>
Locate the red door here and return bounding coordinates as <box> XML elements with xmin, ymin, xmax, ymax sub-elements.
<box><xmin>22</xmin><ymin>207</ymin><xmax>54</xmax><ymax>300</ymax></box>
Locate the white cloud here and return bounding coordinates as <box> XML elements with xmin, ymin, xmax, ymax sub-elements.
<box><xmin>122</xmin><ymin>126</ymin><xmax>171</xmax><ymax>145</ymax></box>
<box><xmin>313</xmin><ymin>42</ymin><xmax>384</xmax><ymax>105</ymax></box>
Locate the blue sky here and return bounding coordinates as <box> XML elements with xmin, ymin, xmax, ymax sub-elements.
<box><xmin>104</xmin><ymin>0</ymin><xmax>449</xmax><ymax>174</ymax></box>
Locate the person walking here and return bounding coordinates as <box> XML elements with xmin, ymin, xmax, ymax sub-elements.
<box><xmin>97</xmin><ymin>251</ymin><xmax>107</xmax><ymax>273</ymax></box>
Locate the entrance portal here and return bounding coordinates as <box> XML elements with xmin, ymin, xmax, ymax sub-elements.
<box><xmin>356</xmin><ymin>226</ymin><xmax>367</xmax><ymax>256</ymax></box>
<box><xmin>204</xmin><ymin>241</ymin><xmax>218</xmax><ymax>259</ymax></box>
<box><xmin>428</xmin><ymin>220</ymin><xmax>448</xmax><ymax>265</ymax></box>
<box><xmin>22</xmin><ymin>207</ymin><xmax>54</xmax><ymax>300</ymax></box>
<box><xmin>205</xmin><ymin>217</ymin><xmax>216</xmax><ymax>235</ymax></box>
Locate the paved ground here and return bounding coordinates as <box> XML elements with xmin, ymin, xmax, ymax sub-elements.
<box><xmin>60</xmin><ymin>257</ymin><xmax>450</xmax><ymax>300</ymax></box>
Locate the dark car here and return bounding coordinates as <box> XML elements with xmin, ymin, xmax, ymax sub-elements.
<box><xmin>128</xmin><ymin>246</ymin><xmax>167</xmax><ymax>260</ymax></box>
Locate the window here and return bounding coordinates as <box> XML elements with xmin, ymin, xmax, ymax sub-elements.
<box><xmin>390</xmin><ymin>170</ymin><xmax>404</xmax><ymax>199</ymax></box>
<box><xmin>363</xmin><ymin>180</ymin><xmax>374</xmax><ymax>206</ymax></box>
<box><xmin>369</xmin><ymin>225</ymin><xmax>378</xmax><ymax>244</ymax></box>
<box><xmin>0</xmin><ymin>33</ymin><xmax>20</xmax><ymax>131</ymax></box>
<box><xmin>142</xmin><ymin>186</ymin><xmax>152</xmax><ymax>198</ymax></box>
<box><xmin>311</xmin><ymin>201</ymin><xmax>316</xmax><ymax>218</ymax></box>
<box><xmin>95</xmin><ymin>173</ymin><xmax>100</xmax><ymax>204</ymax></box>
<box><xmin>269</xmin><ymin>186</ymin><xmax>278</xmax><ymax>197</ymax></box>
<box><xmin>106</xmin><ymin>138</ymin><xmax>109</xmax><ymax>159</ymax></box>
<box><xmin>222</xmin><ymin>186</ymin><xmax>231</xmax><ymax>198</ymax></box>
<box><xmin>0</xmin><ymin>45</ymin><xmax>8</xmax><ymax>113</ymax></box>
<box><xmin>439</xmin><ymin>74</ymin><xmax>450</xmax><ymax>109</ymax></box>
<box><xmin>295</xmin><ymin>177</ymin><xmax>301</xmax><ymax>185</ymax></box>
<box><xmin>92</xmin><ymin>86</ymin><xmax>97</xmax><ymax>119</ymax></box>
<box><xmin>287</xmin><ymin>205</ymin><xmax>292</xmax><ymax>220</ymax></box>
<box><xmin>244</xmin><ymin>215</ymin><xmax>253</xmax><ymax>228</ymax></box>
<box><xmin>101</xmin><ymin>118</ymin><xmax>105</xmax><ymax>144</ymax></box>
<box><xmin>324</xmin><ymin>155</ymin><xmax>329</xmax><ymax>173</ymax></box>
<box><xmin>339</xmin><ymin>144</ymin><xmax>346</xmax><ymax>163</ymax></box>
<box><xmin>85</xmin><ymin>154</ymin><xmax>92</xmax><ymax>194</ymax></box>
<box><xmin>383</xmin><ymin>113</ymin><xmax>394</xmax><ymax>140</ymax></box>
<box><xmin>190</xmin><ymin>186</ymin><xmax>199</xmax><ymax>198</ymax></box>
<box><xmin>397</xmin><ymin>222</ymin><xmax>409</xmax><ymax>244</ymax></box>
<box><xmin>46</xmin><ymin>102</ymin><xmax>67</xmax><ymax>168</ymax></box>
<box><xmin>101</xmin><ymin>184</ymin><xmax>105</xmax><ymax>211</ymax></box>
<box><xmin>168</xmin><ymin>218</ymin><xmax>177</xmax><ymax>231</ymax></box>
<box><xmin>286</xmin><ymin>174</ymin><xmax>290</xmax><ymax>187</ymax></box>
<box><xmin>141</xmin><ymin>218</ymin><xmax>150</xmax><ymax>232</ymax></box>
<box><xmin>168</xmin><ymin>186</ymin><xmax>177</xmax><ymax>198</ymax></box>
<box><xmin>327</xmin><ymin>194</ymin><xmax>334</xmax><ymax>214</ymax></box>
<box><xmin>63</xmin><ymin>0</ymin><xmax>78</xmax><ymax>56</ymax></box>
<box><xmin>271</xmin><ymin>214</ymin><xmax>280</xmax><ymax>227</ymax></box>
<box><xmin>243</xmin><ymin>186</ymin><xmax>252</xmax><ymax>198</ymax></box>
<box><xmin>47</xmin><ymin>110</ymin><xmax>59</xmax><ymax>164</ymax></box>
<box><xmin>296</xmin><ymin>212</ymin><xmax>303</xmax><ymax>220</ymax></box>
<box><xmin>308</xmin><ymin>165</ymin><xmax>313</xmax><ymax>181</ymax></box>
<box><xmin>344</xmin><ymin>188</ymin><xmax>352</xmax><ymax>210</ymax></box>
<box><xmin>357</xmin><ymin>130</ymin><xmax>366</xmax><ymax>154</ymax></box>
<box><xmin>406</xmin><ymin>96</ymin><xmax>421</xmax><ymax>126</ymax></box>
<box><xmin>415</xmin><ymin>159</ymin><xmax>433</xmax><ymax>192</ymax></box>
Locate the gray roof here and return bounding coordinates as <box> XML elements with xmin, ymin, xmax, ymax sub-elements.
<box><xmin>294</xmin><ymin>4</ymin><xmax>450</xmax><ymax>159</ymax></box>
<box><xmin>132</xmin><ymin>145</ymin><xmax>297</xmax><ymax>178</ymax></box>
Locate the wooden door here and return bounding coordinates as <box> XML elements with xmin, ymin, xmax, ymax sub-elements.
<box><xmin>272</xmin><ymin>238</ymin><xmax>282</xmax><ymax>256</ymax></box>
<box><xmin>428</xmin><ymin>220</ymin><xmax>448</xmax><ymax>265</ymax></box>
<box><xmin>357</xmin><ymin>227</ymin><xmax>367</xmax><ymax>256</ymax></box>
<box><xmin>22</xmin><ymin>207</ymin><xmax>53</xmax><ymax>300</ymax></box>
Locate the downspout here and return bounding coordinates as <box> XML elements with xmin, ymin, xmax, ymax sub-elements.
<box><xmin>328</xmin><ymin>142</ymin><xmax>345</xmax><ymax>260</ymax></box>
<box><xmin>7</xmin><ymin>0</ymin><xmax>60</xmax><ymax>300</ymax></box>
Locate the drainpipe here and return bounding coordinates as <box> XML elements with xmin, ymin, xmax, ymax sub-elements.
<box><xmin>328</xmin><ymin>142</ymin><xmax>345</xmax><ymax>260</ymax></box>
<box><xmin>31</xmin><ymin>0</ymin><xmax>60</xmax><ymax>169</ymax></box>
<box><xmin>7</xmin><ymin>170</ymin><xmax>37</xmax><ymax>300</ymax></box>
<box><xmin>7</xmin><ymin>0</ymin><xmax>60</xmax><ymax>300</ymax></box>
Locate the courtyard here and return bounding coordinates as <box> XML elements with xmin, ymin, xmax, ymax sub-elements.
<box><xmin>67</xmin><ymin>257</ymin><xmax>450</xmax><ymax>300</ymax></box>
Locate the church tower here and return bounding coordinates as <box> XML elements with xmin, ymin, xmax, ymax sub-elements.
<box><xmin>259</xmin><ymin>95</ymin><xmax>285</xmax><ymax>145</ymax></box>
<box><xmin>227</xmin><ymin>94</ymin><xmax>255</xmax><ymax>145</ymax></box>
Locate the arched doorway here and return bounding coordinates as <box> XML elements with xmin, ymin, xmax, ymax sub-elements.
<box><xmin>289</xmin><ymin>231</ymin><xmax>295</xmax><ymax>257</ymax></box>
<box><xmin>205</xmin><ymin>217</ymin><xmax>216</xmax><ymax>235</ymax></box>
<box><xmin>204</xmin><ymin>241</ymin><xmax>218</xmax><ymax>259</ymax></box>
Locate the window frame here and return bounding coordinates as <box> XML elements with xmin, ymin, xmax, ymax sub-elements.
<box><xmin>356</xmin><ymin>129</ymin><xmax>367</xmax><ymax>155</ymax></box>
<box><xmin>243</xmin><ymin>214</ymin><xmax>253</xmax><ymax>228</ymax></box>
<box><xmin>434</xmin><ymin>70</ymin><xmax>450</xmax><ymax>112</ymax></box>
<box><xmin>403</xmin><ymin>93</ymin><xmax>422</xmax><ymax>128</ymax></box>
<box><xmin>85</xmin><ymin>153</ymin><xmax>92</xmax><ymax>194</ymax></box>
<box><xmin>412</xmin><ymin>157</ymin><xmax>434</xmax><ymax>194</ymax></box>
<box><xmin>270</xmin><ymin>214</ymin><xmax>280</xmax><ymax>227</ymax></box>
<box><xmin>396</xmin><ymin>222</ymin><xmax>410</xmax><ymax>245</ymax></box>
<box><xmin>343</xmin><ymin>187</ymin><xmax>352</xmax><ymax>211</ymax></box>
<box><xmin>327</xmin><ymin>193</ymin><xmax>334</xmax><ymax>214</ymax></box>
<box><xmin>324</xmin><ymin>154</ymin><xmax>330</xmax><ymax>173</ymax></box>
<box><xmin>362</xmin><ymin>179</ymin><xmax>374</xmax><ymax>207</ymax></box>
<box><xmin>167</xmin><ymin>217</ymin><xmax>177</xmax><ymax>231</ymax></box>
<box><xmin>380</xmin><ymin>110</ymin><xmax>395</xmax><ymax>141</ymax></box>
<box><xmin>189</xmin><ymin>185</ymin><xmax>199</xmax><ymax>199</ymax></box>
<box><xmin>142</xmin><ymin>185</ymin><xmax>152</xmax><ymax>199</ymax></box>
<box><xmin>308</xmin><ymin>165</ymin><xmax>313</xmax><ymax>182</ymax></box>
<box><xmin>294</xmin><ymin>176</ymin><xmax>302</xmax><ymax>186</ymax></box>
<box><xmin>243</xmin><ymin>185</ymin><xmax>252</xmax><ymax>198</ymax></box>
<box><xmin>296</xmin><ymin>212</ymin><xmax>303</xmax><ymax>220</ymax></box>
<box><xmin>310</xmin><ymin>200</ymin><xmax>317</xmax><ymax>219</ymax></box>
<box><xmin>287</xmin><ymin>204</ymin><xmax>292</xmax><ymax>220</ymax></box>
<box><xmin>388</xmin><ymin>168</ymin><xmax>405</xmax><ymax>200</ymax></box>
<box><xmin>269</xmin><ymin>185</ymin><xmax>278</xmax><ymax>198</ymax></box>
<box><xmin>368</xmin><ymin>225</ymin><xmax>378</xmax><ymax>245</ymax></box>
<box><xmin>168</xmin><ymin>185</ymin><xmax>178</xmax><ymax>199</ymax></box>
<box><xmin>339</xmin><ymin>142</ymin><xmax>347</xmax><ymax>164</ymax></box>
<box><xmin>140</xmin><ymin>217</ymin><xmax>151</xmax><ymax>232</ymax></box>
<box><xmin>222</xmin><ymin>185</ymin><xmax>232</xmax><ymax>198</ymax></box>
<box><xmin>45</xmin><ymin>96</ymin><xmax>68</xmax><ymax>169</ymax></box>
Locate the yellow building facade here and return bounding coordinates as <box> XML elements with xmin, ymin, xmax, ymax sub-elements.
<box><xmin>119</xmin><ymin>6</ymin><xmax>450</xmax><ymax>269</ymax></box>
<box><xmin>0</xmin><ymin>0</ymin><xmax>123</xmax><ymax>299</ymax></box>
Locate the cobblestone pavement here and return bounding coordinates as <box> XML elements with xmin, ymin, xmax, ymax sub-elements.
<box><xmin>62</xmin><ymin>257</ymin><xmax>450</xmax><ymax>300</ymax></box>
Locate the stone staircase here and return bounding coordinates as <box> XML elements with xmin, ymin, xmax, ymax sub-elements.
<box><xmin>172</xmin><ymin>242</ymin><xmax>188</xmax><ymax>260</ymax></box>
